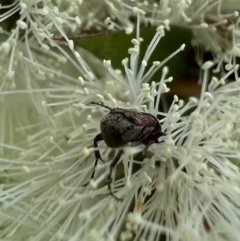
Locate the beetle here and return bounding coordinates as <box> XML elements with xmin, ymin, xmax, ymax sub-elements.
<box><xmin>88</xmin><ymin>102</ymin><xmax>165</xmax><ymax>201</ymax></box>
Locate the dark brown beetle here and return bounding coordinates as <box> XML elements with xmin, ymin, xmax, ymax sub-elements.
<box><xmin>88</xmin><ymin>102</ymin><xmax>165</xmax><ymax>201</ymax></box>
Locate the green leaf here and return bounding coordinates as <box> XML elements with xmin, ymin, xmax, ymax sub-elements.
<box><xmin>72</xmin><ymin>26</ymin><xmax>197</xmax><ymax>82</ymax></box>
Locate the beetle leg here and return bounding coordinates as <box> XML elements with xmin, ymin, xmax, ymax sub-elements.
<box><xmin>90</xmin><ymin>133</ymin><xmax>106</xmax><ymax>179</ymax></box>
<box><xmin>83</xmin><ymin>133</ymin><xmax>105</xmax><ymax>186</ymax></box>
<box><xmin>141</xmin><ymin>142</ymin><xmax>151</xmax><ymax>156</ymax></box>
<box><xmin>108</xmin><ymin>149</ymin><xmax>124</xmax><ymax>201</ymax></box>
<box><xmin>94</xmin><ymin>133</ymin><xmax>105</xmax><ymax>163</ymax></box>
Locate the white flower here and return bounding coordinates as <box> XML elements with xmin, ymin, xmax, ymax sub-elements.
<box><xmin>1</xmin><ymin>1</ymin><xmax>240</xmax><ymax>241</ymax></box>
<box><xmin>105</xmin><ymin>0</ymin><xmax>240</xmax><ymax>70</ymax></box>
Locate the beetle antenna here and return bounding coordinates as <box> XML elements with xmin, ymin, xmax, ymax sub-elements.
<box><xmin>88</xmin><ymin>102</ymin><xmax>112</xmax><ymax>111</ymax></box>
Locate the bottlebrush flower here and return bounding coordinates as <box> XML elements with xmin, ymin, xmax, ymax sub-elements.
<box><xmin>0</xmin><ymin>1</ymin><xmax>240</xmax><ymax>241</ymax></box>
<box><xmin>105</xmin><ymin>0</ymin><xmax>240</xmax><ymax>71</ymax></box>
